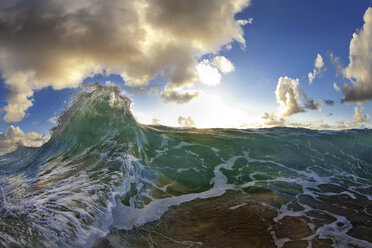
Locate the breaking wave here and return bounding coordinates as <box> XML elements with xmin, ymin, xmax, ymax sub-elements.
<box><xmin>0</xmin><ymin>84</ymin><xmax>371</xmax><ymax>247</ymax></box>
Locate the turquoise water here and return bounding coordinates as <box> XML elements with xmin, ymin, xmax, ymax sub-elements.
<box><xmin>0</xmin><ymin>85</ymin><xmax>371</xmax><ymax>247</ymax></box>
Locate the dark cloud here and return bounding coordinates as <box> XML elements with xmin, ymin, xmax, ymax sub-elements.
<box><xmin>0</xmin><ymin>0</ymin><xmax>250</xmax><ymax>122</ymax></box>
<box><xmin>324</xmin><ymin>99</ymin><xmax>335</xmax><ymax>106</ymax></box>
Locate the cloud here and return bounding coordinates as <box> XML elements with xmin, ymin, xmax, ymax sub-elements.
<box><xmin>275</xmin><ymin>77</ymin><xmax>304</xmax><ymax>116</ymax></box>
<box><xmin>324</xmin><ymin>99</ymin><xmax>335</xmax><ymax>106</ymax></box>
<box><xmin>260</xmin><ymin>112</ymin><xmax>287</xmax><ymax>127</ymax></box>
<box><xmin>178</xmin><ymin>116</ymin><xmax>196</xmax><ymax>128</ymax></box>
<box><xmin>252</xmin><ymin>112</ymin><xmax>339</xmax><ymax>130</ymax></box>
<box><xmin>333</xmin><ymin>82</ymin><xmax>341</xmax><ymax>92</ymax></box>
<box><xmin>334</xmin><ymin>107</ymin><xmax>370</xmax><ymax>130</ymax></box>
<box><xmin>195</xmin><ymin>56</ymin><xmax>235</xmax><ymax>86</ymax></box>
<box><xmin>335</xmin><ymin>118</ymin><xmax>346</xmax><ymax>129</ymax></box>
<box><xmin>212</xmin><ymin>56</ymin><xmax>235</xmax><ymax>74</ymax></box>
<box><xmin>303</xmin><ymin>98</ymin><xmax>322</xmax><ymax>110</ymax></box>
<box><xmin>342</xmin><ymin>8</ymin><xmax>372</xmax><ymax>103</ymax></box>
<box><xmin>237</xmin><ymin>18</ymin><xmax>253</xmax><ymax>25</ymax></box>
<box><xmin>196</xmin><ymin>60</ymin><xmax>222</xmax><ymax>86</ymax></box>
<box><xmin>275</xmin><ymin>77</ymin><xmax>323</xmax><ymax>116</ymax></box>
<box><xmin>151</xmin><ymin>118</ymin><xmax>160</xmax><ymax>125</ymax></box>
<box><xmin>330</xmin><ymin>53</ymin><xmax>345</xmax><ymax>77</ymax></box>
<box><xmin>301</xmin><ymin>90</ymin><xmax>322</xmax><ymax>110</ymax></box>
<box><xmin>0</xmin><ymin>125</ymin><xmax>48</xmax><ymax>155</ymax></box>
<box><xmin>353</xmin><ymin>106</ymin><xmax>370</xmax><ymax>122</ymax></box>
<box><xmin>161</xmin><ymin>86</ymin><xmax>199</xmax><ymax>104</ymax></box>
<box><xmin>48</xmin><ymin>116</ymin><xmax>59</xmax><ymax>125</ymax></box>
<box><xmin>308</xmin><ymin>54</ymin><xmax>325</xmax><ymax>84</ymax></box>
<box><xmin>0</xmin><ymin>0</ymin><xmax>250</xmax><ymax>123</ymax></box>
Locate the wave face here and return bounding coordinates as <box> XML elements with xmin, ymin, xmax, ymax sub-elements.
<box><xmin>0</xmin><ymin>84</ymin><xmax>371</xmax><ymax>248</ymax></box>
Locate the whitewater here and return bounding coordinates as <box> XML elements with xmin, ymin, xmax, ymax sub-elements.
<box><xmin>0</xmin><ymin>84</ymin><xmax>371</xmax><ymax>248</ymax></box>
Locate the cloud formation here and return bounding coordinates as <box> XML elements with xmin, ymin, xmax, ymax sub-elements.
<box><xmin>195</xmin><ymin>56</ymin><xmax>235</xmax><ymax>87</ymax></box>
<box><xmin>212</xmin><ymin>56</ymin><xmax>235</xmax><ymax>74</ymax></box>
<box><xmin>0</xmin><ymin>125</ymin><xmax>48</xmax><ymax>155</ymax></box>
<box><xmin>275</xmin><ymin>77</ymin><xmax>304</xmax><ymax>116</ymax></box>
<box><xmin>161</xmin><ymin>86</ymin><xmax>199</xmax><ymax>104</ymax></box>
<box><xmin>342</xmin><ymin>8</ymin><xmax>372</xmax><ymax>103</ymax></box>
<box><xmin>0</xmin><ymin>0</ymin><xmax>250</xmax><ymax>122</ymax></box>
<box><xmin>260</xmin><ymin>112</ymin><xmax>286</xmax><ymax>127</ymax></box>
<box><xmin>333</xmin><ymin>82</ymin><xmax>341</xmax><ymax>92</ymax></box>
<box><xmin>275</xmin><ymin>77</ymin><xmax>322</xmax><ymax>116</ymax></box>
<box><xmin>301</xmin><ymin>90</ymin><xmax>322</xmax><ymax>110</ymax></box>
<box><xmin>178</xmin><ymin>116</ymin><xmax>196</xmax><ymax>128</ymax></box>
<box><xmin>324</xmin><ymin>99</ymin><xmax>335</xmax><ymax>106</ymax></box>
<box><xmin>353</xmin><ymin>106</ymin><xmax>370</xmax><ymax>123</ymax></box>
<box><xmin>308</xmin><ymin>54</ymin><xmax>325</xmax><ymax>84</ymax></box>
<box><xmin>196</xmin><ymin>60</ymin><xmax>222</xmax><ymax>86</ymax></box>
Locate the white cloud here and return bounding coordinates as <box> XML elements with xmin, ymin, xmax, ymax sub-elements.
<box><xmin>275</xmin><ymin>77</ymin><xmax>322</xmax><ymax>116</ymax></box>
<box><xmin>260</xmin><ymin>112</ymin><xmax>287</xmax><ymax>127</ymax></box>
<box><xmin>342</xmin><ymin>7</ymin><xmax>372</xmax><ymax>103</ymax></box>
<box><xmin>0</xmin><ymin>0</ymin><xmax>251</xmax><ymax>122</ymax></box>
<box><xmin>308</xmin><ymin>53</ymin><xmax>325</xmax><ymax>84</ymax></box>
<box><xmin>335</xmin><ymin>117</ymin><xmax>346</xmax><ymax>129</ymax></box>
<box><xmin>0</xmin><ymin>126</ymin><xmax>49</xmax><ymax>155</ymax></box>
<box><xmin>353</xmin><ymin>106</ymin><xmax>370</xmax><ymax>122</ymax></box>
<box><xmin>333</xmin><ymin>82</ymin><xmax>341</xmax><ymax>92</ymax></box>
<box><xmin>334</xmin><ymin>107</ymin><xmax>370</xmax><ymax>130</ymax></box>
<box><xmin>237</xmin><ymin>18</ymin><xmax>253</xmax><ymax>25</ymax></box>
<box><xmin>212</xmin><ymin>56</ymin><xmax>235</xmax><ymax>74</ymax></box>
<box><xmin>178</xmin><ymin>116</ymin><xmax>196</xmax><ymax>128</ymax></box>
<box><xmin>275</xmin><ymin>77</ymin><xmax>304</xmax><ymax>116</ymax></box>
<box><xmin>196</xmin><ymin>60</ymin><xmax>222</xmax><ymax>86</ymax></box>
<box><xmin>48</xmin><ymin>116</ymin><xmax>59</xmax><ymax>125</ymax></box>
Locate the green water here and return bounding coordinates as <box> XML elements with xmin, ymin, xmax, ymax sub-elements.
<box><xmin>0</xmin><ymin>84</ymin><xmax>371</xmax><ymax>247</ymax></box>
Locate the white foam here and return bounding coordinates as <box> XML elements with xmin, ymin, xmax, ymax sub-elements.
<box><xmin>112</xmin><ymin>157</ymin><xmax>238</xmax><ymax>230</ymax></box>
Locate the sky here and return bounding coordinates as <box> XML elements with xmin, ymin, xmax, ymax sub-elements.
<box><xmin>0</xmin><ymin>0</ymin><xmax>372</xmax><ymax>154</ymax></box>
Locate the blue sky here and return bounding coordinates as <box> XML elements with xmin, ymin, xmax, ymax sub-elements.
<box><xmin>0</xmin><ymin>0</ymin><xmax>371</xmax><ymax>140</ymax></box>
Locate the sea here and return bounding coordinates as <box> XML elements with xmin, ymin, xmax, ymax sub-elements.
<box><xmin>0</xmin><ymin>84</ymin><xmax>371</xmax><ymax>248</ymax></box>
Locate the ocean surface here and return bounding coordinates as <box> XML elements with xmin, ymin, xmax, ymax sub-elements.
<box><xmin>0</xmin><ymin>84</ymin><xmax>371</xmax><ymax>248</ymax></box>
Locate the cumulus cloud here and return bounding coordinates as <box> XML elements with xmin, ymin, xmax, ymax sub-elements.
<box><xmin>0</xmin><ymin>0</ymin><xmax>250</xmax><ymax>122</ymax></box>
<box><xmin>0</xmin><ymin>125</ymin><xmax>48</xmax><ymax>155</ymax></box>
<box><xmin>212</xmin><ymin>56</ymin><xmax>235</xmax><ymax>74</ymax></box>
<box><xmin>161</xmin><ymin>86</ymin><xmax>199</xmax><ymax>104</ymax></box>
<box><xmin>353</xmin><ymin>106</ymin><xmax>370</xmax><ymax>123</ymax></box>
<box><xmin>333</xmin><ymin>82</ymin><xmax>341</xmax><ymax>92</ymax></box>
<box><xmin>335</xmin><ymin>118</ymin><xmax>346</xmax><ymax>129</ymax></box>
<box><xmin>342</xmin><ymin>8</ymin><xmax>372</xmax><ymax>103</ymax></box>
<box><xmin>275</xmin><ymin>77</ymin><xmax>322</xmax><ymax>116</ymax></box>
<box><xmin>178</xmin><ymin>116</ymin><xmax>196</xmax><ymax>128</ymax></box>
<box><xmin>194</xmin><ymin>56</ymin><xmax>235</xmax><ymax>86</ymax></box>
<box><xmin>275</xmin><ymin>77</ymin><xmax>304</xmax><ymax>116</ymax></box>
<box><xmin>196</xmin><ymin>60</ymin><xmax>222</xmax><ymax>86</ymax></box>
<box><xmin>260</xmin><ymin>112</ymin><xmax>287</xmax><ymax>127</ymax></box>
<box><xmin>308</xmin><ymin>54</ymin><xmax>325</xmax><ymax>84</ymax></box>
<box><xmin>334</xmin><ymin>107</ymin><xmax>370</xmax><ymax>130</ymax></box>
<box><xmin>324</xmin><ymin>99</ymin><xmax>335</xmax><ymax>106</ymax></box>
